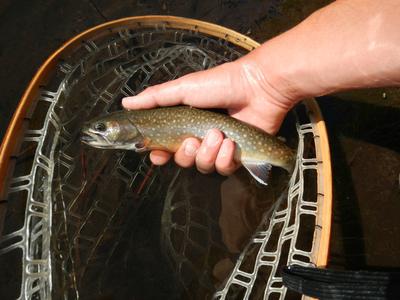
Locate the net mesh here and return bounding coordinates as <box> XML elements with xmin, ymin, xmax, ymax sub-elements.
<box><xmin>0</xmin><ymin>22</ymin><xmax>323</xmax><ymax>300</ymax></box>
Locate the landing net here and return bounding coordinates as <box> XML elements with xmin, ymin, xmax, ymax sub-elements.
<box><xmin>0</xmin><ymin>18</ymin><xmax>330</xmax><ymax>300</ymax></box>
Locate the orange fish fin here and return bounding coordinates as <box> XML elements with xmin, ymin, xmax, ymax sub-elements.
<box><xmin>242</xmin><ymin>160</ymin><xmax>272</xmax><ymax>186</ymax></box>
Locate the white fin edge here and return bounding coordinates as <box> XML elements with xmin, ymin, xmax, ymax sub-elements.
<box><xmin>242</xmin><ymin>160</ymin><xmax>272</xmax><ymax>186</ymax></box>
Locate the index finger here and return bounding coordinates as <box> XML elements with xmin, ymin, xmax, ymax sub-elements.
<box><xmin>122</xmin><ymin>62</ymin><xmax>240</xmax><ymax>110</ymax></box>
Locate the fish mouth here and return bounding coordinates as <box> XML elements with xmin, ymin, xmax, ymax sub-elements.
<box><xmin>80</xmin><ymin>134</ymin><xmax>95</xmax><ymax>143</ymax></box>
<box><xmin>80</xmin><ymin>130</ymin><xmax>112</xmax><ymax>148</ymax></box>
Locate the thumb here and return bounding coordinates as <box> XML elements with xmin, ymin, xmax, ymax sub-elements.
<box><xmin>122</xmin><ymin>62</ymin><xmax>243</xmax><ymax>110</ymax></box>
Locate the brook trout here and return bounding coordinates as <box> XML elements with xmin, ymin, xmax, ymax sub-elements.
<box><xmin>81</xmin><ymin>106</ymin><xmax>296</xmax><ymax>185</ymax></box>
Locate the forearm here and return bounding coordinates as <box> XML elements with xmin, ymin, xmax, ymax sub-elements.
<box><xmin>241</xmin><ymin>0</ymin><xmax>400</xmax><ymax>104</ymax></box>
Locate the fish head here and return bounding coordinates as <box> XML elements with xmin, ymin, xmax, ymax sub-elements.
<box><xmin>81</xmin><ymin>113</ymin><xmax>146</xmax><ymax>151</ymax></box>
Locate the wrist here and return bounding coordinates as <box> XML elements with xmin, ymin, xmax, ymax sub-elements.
<box><xmin>238</xmin><ymin>2</ymin><xmax>351</xmax><ymax>103</ymax></box>
<box><xmin>244</xmin><ymin>0</ymin><xmax>400</xmax><ymax>102</ymax></box>
<box><xmin>237</xmin><ymin>45</ymin><xmax>304</xmax><ymax>112</ymax></box>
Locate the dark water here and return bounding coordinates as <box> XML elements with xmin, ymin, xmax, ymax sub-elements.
<box><xmin>1</xmin><ymin>0</ymin><xmax>400</xmax><ymax>299</ymax></box>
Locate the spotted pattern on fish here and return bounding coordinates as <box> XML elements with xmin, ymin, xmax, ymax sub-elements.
<box><xmin>81</xmin><ymin>106</ymin><xmax>297</xmax><ymax>184</ymax></box>
<box><xmin>124</xmin><ymin>106</ymin><xmax>296</xmax><ymax>171</ymax></box>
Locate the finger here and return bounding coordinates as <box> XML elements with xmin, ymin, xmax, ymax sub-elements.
<box><xmin>121</xmin><ymin>62</ymin><xmax>241</xmax><ymax>110</ymax></box>
<box><xmin>215</xmin><ymin>139</ymin><xmax>239</xmax><ymax>176</ymax></box>
<box><xmin>149</xmin><ymin>150</ymin><xmax>171</xmax><ymax>165</ymax></box>
<box><xmin>195</xmin><ymin>129</ymin><xmax>224</xmax><ymax>174</ymax></box>
<box><xmin>174</xmin><ymin>138</ymin><xmax>201</xmax><ymax>168</ymax></box>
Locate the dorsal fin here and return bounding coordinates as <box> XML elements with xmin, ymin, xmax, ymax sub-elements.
<box><xmin>242</xmin><ymin>160</ymin><xmax>272</xmax><ymax>186</ymax></box>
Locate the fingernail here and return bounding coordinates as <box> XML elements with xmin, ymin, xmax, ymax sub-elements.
<box><xmin>121</xmin><ymin>97</ymin><xmax>131</xmax><ymax>106</ymax></box>
<box><xmin>184</xmin><ymin>141</ymin><xmax>197</xmax><ymax>156</ymax></box>
<box><xmin>205</xmin><ymin>130</ymin><xmax>221</xmax><ymax>147</ymax></box>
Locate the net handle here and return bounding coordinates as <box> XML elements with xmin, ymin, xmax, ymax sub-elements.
<box><xmin>0</xmin><ymin>14</ymin><xmax>332</xmax><ymax>285</ymax></box>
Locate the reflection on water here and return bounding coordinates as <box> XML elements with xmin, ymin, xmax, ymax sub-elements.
<box><xmin>51</xmin><ymin>140</ymin><xmax>290</xmax><ymax>299</ymax></box>
<box><xmin>161</xmin><ymin>166</ymin><xmax>289</xmax><ymax>298</ymax></box>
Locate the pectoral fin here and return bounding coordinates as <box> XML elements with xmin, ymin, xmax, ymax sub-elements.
<box><xmin>242</xmin><ymin>160</ymin><xmax>272</xmax><ymax>186</ymax></box>
<box><xmin>129</xmin><ymin>136</ymin><xmax>150</xmax><ymax>152</ymax></box>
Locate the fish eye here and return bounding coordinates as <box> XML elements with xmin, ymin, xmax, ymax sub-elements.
<box><xmin>94</xmin><ymin>122</ymin><xmax>107</xmax><ymax>132</ymax></box>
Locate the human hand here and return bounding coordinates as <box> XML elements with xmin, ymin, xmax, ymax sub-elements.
<box><xmin>122</xmin><ymin>58</ymin><xmax>296</xmax><ymax>175</ymax></box>
<box><xmin>124</xmin><ymin>0</ymin><xmax>400</xmax><ymax>176</ymax></box>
